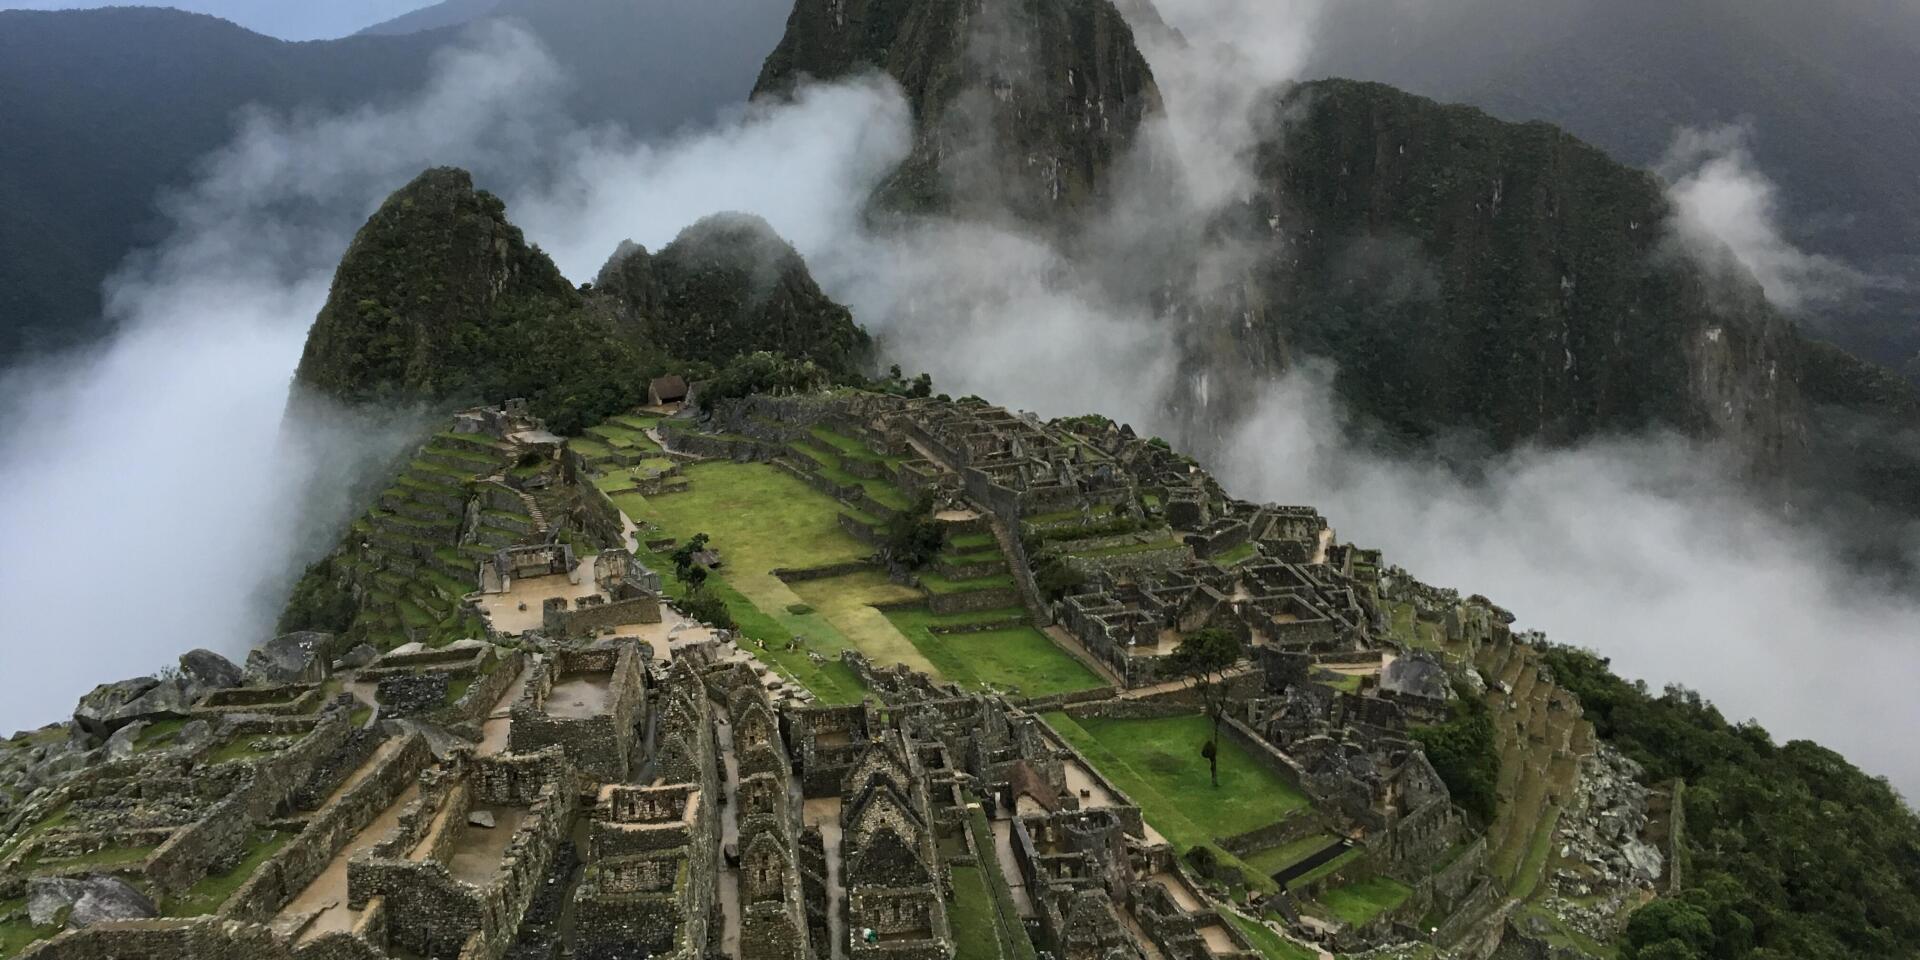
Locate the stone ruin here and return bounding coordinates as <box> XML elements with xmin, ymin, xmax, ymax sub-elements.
<box><xmin>0</xmin><ymin>391</ymin><xmax>1633</xmax><ymax>960</ymax></box>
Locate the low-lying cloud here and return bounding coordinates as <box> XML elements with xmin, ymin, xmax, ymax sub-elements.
<box><xmin>1215</xmin><ymin>369</ymin><xmax>1920</xmax><ymax>794</ymax></box>
<box><xmin>1661</xmin><ymin>124</ymin><xmax>1865</xmax><ymax>313</ymax></box>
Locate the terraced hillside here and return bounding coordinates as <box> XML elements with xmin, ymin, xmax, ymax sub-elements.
<box><xmin>281</xmin><ymin>423</ymin><xmax>599</xmax><ymax>652</ymax></box>
<box><xmin>1473</xmin><ymin>637</ymin><xmax>1595</xmax><ymax>901</ymax></box>
<box><xmin>332</xmin><ymin>432</ymin><xmax>517</xmax><ymax>649</ymax></box>
<box><xmin>583</xmin><ymin>415</ymin><xmax>1104</xmax><ymax>703</ymax></box>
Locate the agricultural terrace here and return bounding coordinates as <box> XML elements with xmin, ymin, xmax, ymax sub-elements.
<box><xmin>1043</xmin><ymin>712</ymin><xmax>1309</xmax><ymax>891</ymax></box>
<box><xmin>593</xmin><ymin>433</ymin><xmax>1101</xmax><ymax>703</ymax></box>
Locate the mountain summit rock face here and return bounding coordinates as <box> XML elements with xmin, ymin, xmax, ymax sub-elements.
<box><xmin>755</xmin><ymin>0</ymin><xmax>1160</xmax><ymax>225</ymax></box>
<box><xmin>292</xmin><ymin>168</ymin><xmax>869</xmax><ymax>431</ymax></box>
<box><xmin>596</xmin><ymin>213</ymin><xmax>870</xmax><ymax>372</ymax></box>
<box><xmin>1191</xmin><ymin>80</ymin><xmax>1807</xmax><ymax>468</ymax></box>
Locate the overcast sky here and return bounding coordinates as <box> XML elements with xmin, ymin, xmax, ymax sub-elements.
<box><xmin>1</xmin><ymin>0</ymin><xmax>428</xmax><ymax>39</ymax></box>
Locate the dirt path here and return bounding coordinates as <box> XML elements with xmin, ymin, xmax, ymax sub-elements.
<box><xmin>281</xmin><ymin>784</ymin><xmax>420</xmax><ymax>944</ymax></box>
<box><xmin>1042</xmin><ymin>625</ymin><xmax>1127</xmax><ymax>688</ymax></box>
<box><xmin>803</xmin><ymin>796</ymin><xmax>846</xmax><ymax>960</ymax></box>
<box><xmin>477</xmin><ymin>659</ymin><xmax>534</xmax><ymax>758</ymax></box>
<box><xmin>715</xmin><ymin>711</ymin><xmax>743</xmax><ymax>958</ymax></box>
<box><xmin>988</xmin><ymin>819</ymin><xmax>1037</xmax><ymax>918</ymax></box>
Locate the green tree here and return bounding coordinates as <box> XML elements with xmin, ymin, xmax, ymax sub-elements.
<box><xmin>883</xmin><ymin>497</ymin><xmax>946</xmax><ymax>570</ymax></box>
<box><xmin>671</xmin><ymin>533</ymin><xmax>711</xmax><ymax>582</ymax></box>
<box><xmin>1165</xmin><ymin>628</ymin><xmax>1244</xmax><ymax>787</ymax></box>
<box><xmin>1409</xmin><ymin>682</ymin><xmax>1500</xmax><ymax>823</ymax></box>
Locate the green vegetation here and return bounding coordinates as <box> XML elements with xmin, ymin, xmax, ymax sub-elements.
<box><xmin>26</xmin><ymin>841</ymin><xmax>154</xmax><ymax>870</ymax></box>
<box><xmin>883</xmin><ymin>608</ymin><xmax>1102</xmax><ymax>698</ymax></box>
<box><xmin>1409</xmin><ymin>682</ymin><xmax>1499</xmax><ymax>823</ymax></box>
<box><xmin>1319</xmin><ymin>876</ymin><xmax>1412</xmax><ymax>927</ymax></box>
<box><xmin>1164</xmin><ymin>628</ymin><xmax>1245</xmax><ymax>787</ymax></box>
<box><xmin>949</xmin><ymin>866</ymin><xmax>1007</xmax><ymax>960</ymax></box>
<box><xmin>205</xmin><ymin>736</ymin><xmax>276</xmax><ymax>765</ymax></box>
<box><xmin>165</xmin><ymin>829</ymin><xmax>292</xmax><ymax>917</ymax></box>
<box><xmin>1543</xmin><ymin>647</ymin><xmax>1920</xmax><ymax>960</ymax></box>
<box><xmin>1043</xmin><ymin>712</ymin><xmax>1306</xmax><ymax>891</ymax></box>
<box><xmin>964</xmin><ymin>806</ymin><xmax>1040</xmax><ymax>960</ymax></box>
<box><xmin>1285</xmin><ymin>847</ymin><xmax>1362</xmax><ymax>891</ymax></box>
<box><xmin>1315</xmin><ymin>672</ymin><xmax>1364</xmax><ymax>695</ymax></box>
<box><xmin>0</xmin><ymin>910</ymin><xmax>59</xmax><ymax>958</ymax></box>
<box><xmin>1223</xmin><ymin>911</ymin><xmax>1318</xmax><ymax>960</ymax></box>
<box><xmin>918</xmin><ymin>570</ymin><xmax>1016</xmax><ymax>595</ymax></box>
<box><xmin>1215</xmin><ymin>542</ymin><xmax>1259</xmax><ymax>567</ymax></box>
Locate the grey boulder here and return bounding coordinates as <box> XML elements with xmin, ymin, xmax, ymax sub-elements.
<box><xmin>178</xmin><ymin>649</ymin><xmax>243</xmax><ymax>690</ymax></box>
<box><xmin>244</xmin><ymin>632</ymin><xmax>333</xmax><ymax>684</ymax></box>
<box><xmin>27</xmin><ymin>875</ymin><xmax>157</xmax><ymax>928</ymax></box>
<box><xmin>72</xmin><ymin>678</ymin><xmax>161</xmax><ymax>739</ymax></box>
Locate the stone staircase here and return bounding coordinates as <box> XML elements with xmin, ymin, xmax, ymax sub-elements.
<box><xmin>483</xmin><ymin>475</ymin><xmax>550</xmax><ymax>536</ymax></box>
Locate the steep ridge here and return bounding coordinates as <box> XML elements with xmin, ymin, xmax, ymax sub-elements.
<box><xmin>292</xmin><ymin>168</ymin><xmax>871</xmax><ymax>432</ymax></box>
<box><xmin>1235</xmin><ymin>79</ymin><xmax>1807</xmax><ymax>465</ymax></box>
<box><xmin>595</xmin><ymin>213</ymin><xmax>872</xmax><ymax>373</ymax></box>
<box><xmin>754</xmin><ymin>0</ymin><xmax>1160</xmax><ymax>226</ymax></box>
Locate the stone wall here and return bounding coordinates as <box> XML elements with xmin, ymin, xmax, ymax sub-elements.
<box><xmin>146</xmin><ymin>710</ymin><xmax>352</xmax><ymax>894</ymax></box>
<box><xmin>541</xmin><ymin>594</ymin><xmax>663</xmax><ymax>636</ymax></box>
<box><xmin>1218</xmin><ymin>814</ymin><xmax>1329</xmax><ymax>860</ymax></box>
<box><xmin>223</xmin><ymin>733</ymin><xmax>434</xmax><ymax>922</ymax></box>
<box><xmin>508</xmin><ymin>643</ymin><xmax>646</xmax><ymax>783</ymax></box>
<box><xmin>376</xmin><ymin>672</ymin><xmax>451</xmax><ymax>719</ymax></box>
<box><xmin>18</xmin><ymin>916</ymin><xmax>389</xmax><ymax>960</ymax></box>
<box><xmin>1064</xmin><ymin>546</ymin><xmax>1192</xmax><ymax>579</ymax></box>
<box><xmin>927</xmin><ymin>586</ymin><xmax>1023</xmax><ymax>615</ymax></box>
<box><xmin>349</xmin><ymin>751</ymin><xmax>579</xmax><ymax>960</ymax></box>
<box><xmin>568</xmin><ymin>449</ymin><xmax>629</xmax><ymax>548</ymax></box>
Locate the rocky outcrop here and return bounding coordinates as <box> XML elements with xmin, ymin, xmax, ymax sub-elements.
<box><xmin>754</xmin><ymin>0</ymin><xmax>1160</xmax><ymax>226</ymax></box>
<box><xmin>72</xmin><ymin>650</ymin><xmax>244</xmax><ymax>739</ymax></box>
<box><xmin>27</xmin><ymin>875</ymin><xmax>158</xmax><ymax>928</ymax></box>
<box><xmin>178</xmin><ymin>648</ymin><xmax>243</xmax><ymax>690</ymax></box>
<box><xmin>243</xmin><ymin>631</ymin><xmax>333</xmax><ymax>685</ymax></box>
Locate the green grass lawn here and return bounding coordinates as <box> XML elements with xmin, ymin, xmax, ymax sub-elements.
<box><xmin>1243</xmin><ymin>832</ymin><xmax>1342</xmax><ymax>876</ymax></box>
<box><xmin>885</xmin><ymin>609</ymin><xmax>1102</xmax><ymax>698</ymax></box>
<box><xmin>585</xmin><ymin>423</ymin><xmax>656</xmax><ymax>450</ymax></box>
<box><xmin>949</xmin><ymin>865</ymin><xmax>1006</xmax><ymax>960</ymax></box>
<box><xmin>0</xmin><ymin>911</ymin><xmax>58</xmax><ymax>959</ymax></box>
<box><xmin>1215</xmin><ymin>542</ymin><xmax>1259</xmax><ymax>567</ymax></box>
<box><xmin>808</xmin><ymin>425</ymin><xmax>900</xmax><ymax>465</ymax></box>
<box><xmin>1316</xmin><ymin>672</ymin><xmax>1364</xmax><ymax>695</ymax></box>
<box><xmin>1224</xmin><ymin>912</ymin><xmax>1320</xmax><ymax>960</ymax></box>
<box><xmin>1070</xmin><ymin>537</ymin><xmax>1187</xmax><ymax>560</ymax></box>
<box><xmin>605</xmin><ymin>462</ymin><xmax>883</xmax><ymax>703</ymax></box>
<box><xmin>1042</xmin><ymin>712</ymin><xmax>1308</xmax><ymax>891</ymax></box>
<box><xmin>949</xmin><ymin>532</ymin><xmax>997</xmax><ymax>551</ymax></box>
<box><xmin>1319</xmin><ymin>876</ymin><xmax>1413</xmax><ymax>927</ymax></box>
<box><xmin>629</xmin><ymin>461</ymin><xmax>872</xmax><ymax>571</ymax></box>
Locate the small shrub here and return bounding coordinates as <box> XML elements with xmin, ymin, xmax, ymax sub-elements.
<box><xmin>786</xmin><ymin>603</ymin><xmax>814</xmax><ymax>616</ymax></box>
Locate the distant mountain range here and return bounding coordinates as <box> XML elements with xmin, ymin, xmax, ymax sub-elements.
<box><xmin>0</xmin><ymin>0</ymin><xmax>791</xmax><ymax>361</ymax></box>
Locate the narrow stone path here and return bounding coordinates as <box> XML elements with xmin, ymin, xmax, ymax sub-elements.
<box><xmin>715</xmin><ymin>710</ymin><xmax>744</xmax><ymax>959</ymax></box>
<box><xmin>802</xmin><ymin>795</ymin><xmax>847</xmax><ymax>960</ymax></box>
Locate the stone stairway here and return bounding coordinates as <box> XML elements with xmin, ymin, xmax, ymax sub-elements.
<box><xmin>516</xmin><ymin>489</ymin><xmax>548</xmax><ymax>535</ymax></box>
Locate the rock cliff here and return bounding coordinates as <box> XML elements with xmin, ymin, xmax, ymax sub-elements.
<box><xmin>754</xmin><ymin>0</ymin><xmax>1160</xmax><ymax>226</ymax></box>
